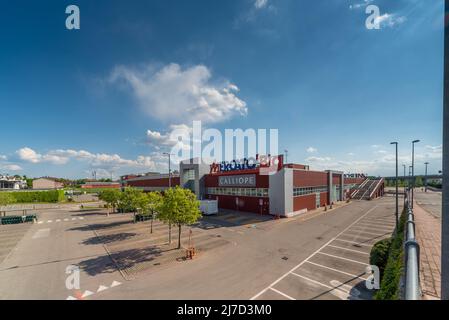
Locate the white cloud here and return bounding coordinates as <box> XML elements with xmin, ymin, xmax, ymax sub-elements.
<box><xmin>305</xmin><ymin>156</ymin><xmax>332</xmax><ymax>162</ymax></box>
<box><xmin>109</xmin><ymin>63</ymin><xmax>247</xmax><ymax>125</ymax></box>
<box><xmin>374</xmin><ymin>13</ymin><xmax>407</xmax><ymax>28</ymax></box>
<box><xmin>15</xmin><ymin>147</ymin><xmax>164</xmax><ymax>172</ymax></box>
<box><xmin>1</xmin><ymin>164</ymin><xmax>22</xmax><ymax>171</ymax></box>
<box><xmin>254</xmin><ymin>0</ymin><xmax>268</xmax><ymax>9</ymax></box>
<box><xmin>0</xmin><ymin>155</ymin><xmax>7</xmax><ymax>160</ymax></box>
<box><xmin>349</xmin><ymin>0</ymin><xmax>373</xmax><ymax>10</ymax></box>
<box><xmin>306</xmin><ymin>147</ymin><xmax>317</xmax><ymax>153</ymax></box>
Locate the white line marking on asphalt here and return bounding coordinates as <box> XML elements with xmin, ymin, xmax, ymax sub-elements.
<box><xmin>37</xmin><ymin>221</ymin><xmax>43</xmax><ymax>224</ymax></box>
<box><xmin>338</xmin><ymin>233</ymin><xmax>388</xmax><ymax>241</ymax></box>
<box><xmin>291</xmin><ymin>272</ymin><xmax>333</xmax><ymax>290</ymax></box>
<box><xmin>305</xmin><ymin>261</ymin><xmax>368</xmax><ymax>280</ymax></box>
<box><xmin>66</xmin><ymin>296</ymin><xmax>77</xmax><ymax>300</ymax></box>
<box><xmin>64</xmin><ymin>218</ymin><xmax>69</xmax><ymax>221</ymax></box>
<box><xmin>357</xmin><ymin>221</ymin><xmax>395</xmax><ymax>228</ymax></box>
<box><xmin>250</xmin><ymin>205</ymin><xmax>379</xmax><ymax>300</ymax></box>
<box><xmin>350</xmin><ymin>225</ymin><xmax>392</xmax><ymax>232</ymax></box>
<box><xmin>32</xmin><ymin>228</ymin><xmax>50</xmax><ymax>239</ymax></box>
<box><xmin>72</xmin><ymin>218</ymin><xmax>76</xmax><ymax>221</ymax></box>
<box><xmin>345</xmin><ymin>229</ymin><xmax>390</xmax><ymax>237</ymax></box>
<box><xmin>269</xmin><ymin>288</ymin><xmax>295</xmax><ymax>300</ymax></box>
<box><xmin>79</xmin><ymin>217</ymin><xmax>84</xmax><ymax>220</ymax></box>
<box><xmin>326</xmin><ymin>245</ymin><xmax>369</xmax><ymax>255</ymax></box>
<box><xmin>47</xmin><ymin>220</ymin><xmax>52</xmax><ymax>223</ymax></box>
<box><xmin>316</xmin><ymin>252</ymin><xmax>367</xmax><ymax>265</ymax></box>
<box><xmin>56</xmin><ymin>219</ymin><xmax>61</xmax><ymax>222</ymax></box>
<box><xmin>111</xmin><ymin>281</ymin><xmax>121</xmax><ymax>288</ymax></box>
<box><xmin>332</xmin><ymin>239</ymin><xmax>372</xmax><ymax>247</ymax></box>
<box><xmin>82</xmin><ymin>290</ymin><xmax>94</xmax><ymax>298</ymax></box>
<box><xmin>97</xmin><ymin>285</ymin><xmax>108</xmax><ymax>292</ymax></box>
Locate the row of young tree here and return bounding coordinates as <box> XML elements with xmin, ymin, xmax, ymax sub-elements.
<box><xmin>98</xmin><ymin>187</ymin><xmax>201</xmax><ymax>249</ymax></box>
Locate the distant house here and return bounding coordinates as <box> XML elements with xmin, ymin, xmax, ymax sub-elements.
<box><xmin>0</xmin><ymin>175</ymin><xmax>26</xmax><ymax>190</ymax></box>
<box><xmin>32</xmin><ymin>178</ymin><xmax>64</xmax><ymax>190</ymax></box>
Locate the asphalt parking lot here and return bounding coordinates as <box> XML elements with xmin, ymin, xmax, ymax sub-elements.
<box><xmin>251</xmin><ymin>203</ymin><xmax>397</xmax><ymax>300</ymax></box>
<box><xmin>0</xmin><ymin>197</ymin><xmax>399</xmax><ymax>300</ymax></box>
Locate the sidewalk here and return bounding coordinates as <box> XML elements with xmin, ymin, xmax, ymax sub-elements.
<box><xmin>414</xmin><ymin>202</ymin><xmax>441</xmax><ymax>299</ymax></box>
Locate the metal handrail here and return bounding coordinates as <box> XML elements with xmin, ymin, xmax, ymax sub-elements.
<box><xmin>404</xmin><ymin>190</ymin><xmax>421</xmax><ymax>300</ymax></box>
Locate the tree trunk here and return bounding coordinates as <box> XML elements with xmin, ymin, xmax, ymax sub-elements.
<box><xmin>168</xmin><ymin>223</ymin><xmax>171</xmax><ymax>244</ymax></box>
<box><xmin>150</xmin><ymin>212</ymin><xmax>153</xmax><ymax>234</ymax></box>
<box><xmin>178</xmin><ymin>224</ymin><xmax>182</xmax><ymax>249</ymax></box>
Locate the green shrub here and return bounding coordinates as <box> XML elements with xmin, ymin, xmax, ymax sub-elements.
<box><xmin>4</xmin><ymin>190</ymin><xmax>66</xmax><ymax>203</ymax></box>
<box><xmin>374</xmin><ymin>209</ymin><xmax>407</xmax><ymax>300</ymax></box>
<box><xmin>370</xmin><ymin>238</ymin><xmax>392</xmax><ymax>278</ymax></box>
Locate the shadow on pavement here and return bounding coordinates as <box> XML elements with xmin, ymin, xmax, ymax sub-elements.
<box><xmin>68</xmin><ymin>220</ymin><xmax>132</xmax><ymax>232</ymax></box>
<box><xmin>82</xmin><ymin>232</ymin><xmax>138</xmax><ymax>245</ymax></box>
<box><xmin>78</xmin><ymin>246</ymin><xmax>163</xmax><ymax>276</ymax></box>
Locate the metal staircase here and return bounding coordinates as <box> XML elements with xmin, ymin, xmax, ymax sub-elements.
<box><xmin>351</xmin><ymin>178</ymin><xmax>384</xmax><ymax>200</ymax></box>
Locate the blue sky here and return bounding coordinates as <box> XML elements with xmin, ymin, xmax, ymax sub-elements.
<box><xmin>0</xmin><ymin>0</ymin><xmax>444</xmax><ymax>179</ymax></box>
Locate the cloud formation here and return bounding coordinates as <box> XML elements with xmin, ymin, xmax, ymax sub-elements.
<box><xmin>254</xmin><ymin>0</ymin><xmax>268</xmax><ymax>9</ymax></box>
<box><xmin>110</xmin><ymin>63</ymin><xmax>247</xmax><ymax>125</ymax></box>
<box><xmin>16</xmin><ymin>147</ymin><xmax>160</xmax><ymax>172</ymax></box>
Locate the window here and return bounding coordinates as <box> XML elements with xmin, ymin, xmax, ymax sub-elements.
<box><xmin>206</xmin><ymin>187</ymin><xmax>269</xmax><ymax>197</ymax></box>
<box><xmin>293</xmin><ymin>186</ymin><xmax>328</xmax><ymax>197</ymax></box>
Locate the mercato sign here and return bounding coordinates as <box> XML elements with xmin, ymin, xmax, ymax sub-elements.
<box><xmin>209</xmin><ymin>154</ymin><xmax>284</xmax><ymax>175</ymax></box>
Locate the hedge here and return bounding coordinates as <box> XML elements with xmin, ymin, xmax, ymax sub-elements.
<box><xmin>4</xmin><ymin>190</ymin><xmax>65</xmax><ymax>203</ymax></box>
<box><xmin>374</xmin><ymin>209</ymin><xmax>407</xmax><ymax>300</ymax></box>
<box><xmin>370</xmin><ymin>238</ymin><xmax>392</xmax><ymax>279</ymax></box>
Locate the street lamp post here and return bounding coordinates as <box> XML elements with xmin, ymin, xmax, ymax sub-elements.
<box><xmin>163</xmin><ymin>152</ymin><xmax>172</xmax><ymax>188</ymax></box>
<box><xmin>403</xmin><ymin>164</ymin><xmax>407</xmax><ymax>192</ymax></box>
<box><xmin>442</xmin><ymin>0</ymin><xmax>449</xmax><ymax>300</ymax></box>
<box><xmin>391</xmin><ymin>142</ymin><xmax>399</xmax><ymax>231</ymax></box>
<box><xmin>163</xmin><ymin>152</ymin><xmax>172</xmax><ymax>244</ymax></box>
<box><xmin>411</xmin><ymin>140</ymin><xmax>420</xmax><ymax>209</ymax></box>
<box><xmin>424</xmin><ymin>162</ymin><xmax>429</xmax><ymax>192</ymax></box>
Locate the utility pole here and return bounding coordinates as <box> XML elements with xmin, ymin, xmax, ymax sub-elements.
<box><xmin>412</xmin><ymin>140</ymin><xmax>420</xmax><ymax>209</ymax></box>
<box><xmin>391</xmin><ymin>142</ymin><xmax>399</xmax><ymax>231</ymax></box>
<box><xmin>163</xmin><ymin>152</ymin><xmax>172</xmax><ymax>188</ymax></box>
<box><xmin>442</xmin><ymin>0</ymin><xmax>449</xmax><ymax>300</ymax></box>
<box><xmin>424</xmin><ymin>162</ymin><xmax>429</xmax><ymax>192</ymax></box>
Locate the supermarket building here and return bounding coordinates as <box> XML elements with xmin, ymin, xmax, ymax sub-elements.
<box><xmin>121</xmin><ymin>155</ymin><xmax>371</xmax><ymax>217</ymax></box>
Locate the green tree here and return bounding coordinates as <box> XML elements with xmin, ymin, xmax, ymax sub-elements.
<box><xmin>146</xmin><ymin>192</ymin><xmax>163</xmax><ymax>234</ymax></box>
<box><xmin>98</xmin><ymin>189</ymin><xmax>121</xmax><ymax>216</ymax></box>
<box><xmin>159</xmin><ymin>187</ymin><xmax>201</xmax><ymax>249</ymax></box>
<box><xmin>0</xmin><ymin>193</ymin><xmax>16</xmax><ymax>207</ymax></box>
<box><xmin>415</xmin><ymin>176</ymin><xmax>423</xmax><ymax>188</ymax></box>
<box><xmin>118</xmin><ymin>187</ymin><xmax>146</xmax><ymax>223</ymax></box>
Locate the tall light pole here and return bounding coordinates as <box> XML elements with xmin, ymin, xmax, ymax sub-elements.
<box><xmin>163</xmin><ymin>152</ymin><xmax>172</xmax><ymax>188</ymax></box>
<box><xmin>409</xmin><ymin>166</ymin><xmax>413</xmax><ymax>190</ymax></box>
<box><xmin>403</xmin><ymin>164</ymin><xmax>407</xmax><ymax>191</ymax></box>
<box><xmin>411</xmin><ymin>140</ymin><xmax>420</xmax><ymax>208</ymax></box>
<box><xmin>424</xmin><ymin>162</ymin><xmax>429</xmax><ymax>192</ymax></box>
<box><xmin>442</xmin><ymin>0</ymin><xmax>449</xmax><ymax>300</ymax></box>
<box><xmin>391</xmin><ymin>142</ymin><xmax>399</xmax><ymax>231</ymax></box>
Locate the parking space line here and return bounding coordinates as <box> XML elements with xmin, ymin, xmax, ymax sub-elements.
<box><xmin>333</xmin><ymin>239</ymin><xmax>372</xmax><ymax>247</ymax></box>
<box><xmin>291</xmin><ymin>272</ymin><xmax>333</xmax><ymax>290</ymax></box>
<box><xmin>327</xmin><ymin>245</ymin><xmax>369</xmax><ymax>255</ymax></box>
<box><xmin>250</xmin><ymin>205</ymin><xmax>378</xmax><ymax>300</ymax></box>
<box><xmin>305</xmin><ymin>261</ymin><xmax>368</xmax><ymax>281</ymax></box>
<box><xmin>338</xmin><ymin>233</ymin><xmax>388</xmax><ymax>241</ymax></box>
<box><xmin>316</xmin><ymin>252</ymin><xmax>367</xmax><ymax>265</ymax></box>
<box><xmin>47</xmin><ymin>220</ymin><xmax>52</xmax><ymax>223</ymax></box>
<box><xmin>356</xmin><ymin>221</ymin><xmax>394</xmax><ymax>228</ymax></box>
<box><xmin>348</xmin><ymin>228</ymin><xmax>393</xmax><ymax>234</ymax></box>
<box><xmin>345</xmin><ymin>229</ymin><xmax>390</xmax><ymax>237</ymax></box>
<box><xmin>350</xmin><ymin>225</ymin><xmax>392</xmax><ymax>232</ymax></box>
<box><xmin>269</xmin><ymin>288</ymin><xmax>295</xmax><ymax>300</ymax></box>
